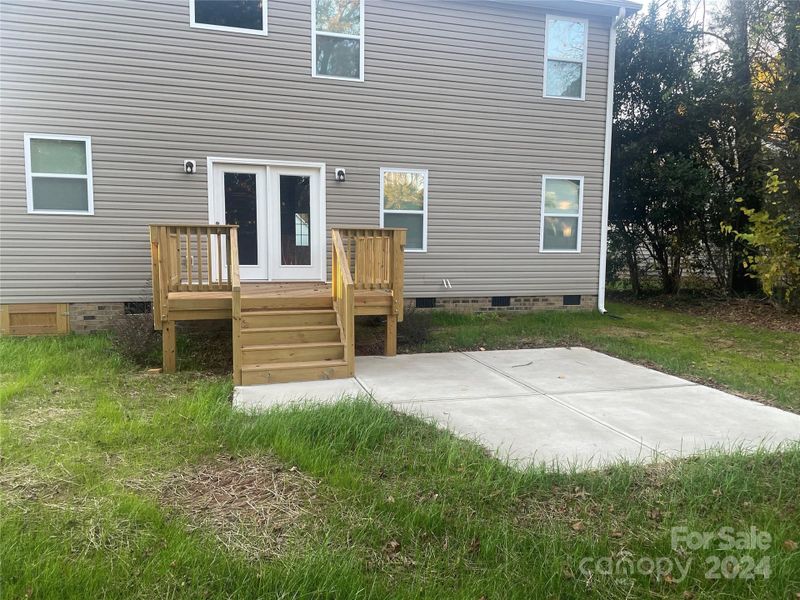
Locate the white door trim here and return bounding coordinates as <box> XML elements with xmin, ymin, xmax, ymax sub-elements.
<box><xmin>206</xmin><ymin>157</ymin><xmax>327</xmax><ymax>282</ymax></box>
<box><xmin>210</xmin><ymin>163</ymin><xmax>267</xmax><ymax>280</ymax></box>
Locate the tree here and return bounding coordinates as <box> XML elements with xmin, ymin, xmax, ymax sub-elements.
<box><xmin>702</xmin><ymin>0</ymin><xmax>773</xmax><ymax>292</ymax></box>
<box><xmin>610</xmin><ymin>2</ymin><xmax>714</xmax><ymax>294</ymax></box>
<box><xmin>609</xmin><ymin>0</ymin><xmax>799</xmax><ymax>299</ymax></box>
<box><xmin>726</xmin><ymin>3</ymin><xmax>800</xmax><ymax>309</ymax></box>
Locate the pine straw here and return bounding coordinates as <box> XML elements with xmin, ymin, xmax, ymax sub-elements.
<box><xmin>160</xmin><ymin>454</ymin><xmax>323</xmax><ymax>560</ymax></box>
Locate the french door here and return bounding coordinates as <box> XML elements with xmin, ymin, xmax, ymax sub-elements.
<box><xmin>210</xmin><ymin>162</ymin><xmax>324</xmax><ymax>281</ymax></box>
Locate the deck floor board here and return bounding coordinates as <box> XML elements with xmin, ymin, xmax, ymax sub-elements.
<box><xmin>167</xmin><ymin>281</ymin><xmax>393</xmax><ymax>318</ymax></box>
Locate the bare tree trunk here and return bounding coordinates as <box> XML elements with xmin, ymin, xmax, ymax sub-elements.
<box><xmin>728</xmin><ymin>0</ymin><xmax>763</xmax><ymax>293</ymax></box>
<box><xmin>784</xmin><ymin>0</ymin><xmax>800</xmax><ymax>151</ymax></box>
<box><xmin>625</xmin><ymin>244</ymin><xmax>641</xmax><ymax>297</ymax></box>
<box><xmin>698</xmin><ymin>220</ymin><xmax>728</xmax><ymax>290</ymax></box>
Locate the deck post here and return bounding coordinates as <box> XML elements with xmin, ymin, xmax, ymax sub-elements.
<box><xmin>232</xmin><ymin>289</ymin><xmax>242</xmax><ymax>385</ymax></box>
<box><xmin>229</xmin><ymin>228</ymin><xmax>242</xmax><ymax>386</ymax></box>
<box><xmin>385</xmin><ymin>314</ymin><xmax>397</xmax><ymax>357</ymax></box>
<box><xmin>391</xmin><ymin>229</ymin><xmax>406</xmax><ymax>322</ymax></box>
<box><xmin>162</xmin><ymin>320</ymin><xmax>176</xmax><ymax>373</ymax></box>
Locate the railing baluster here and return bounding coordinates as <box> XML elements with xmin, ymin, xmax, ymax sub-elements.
<box><xmin>367</xmin><ymin>236</ymin><xmax>374</xmax><ymax>289</ymax></box>
<box><xmin>206</xmin><ymin>229</ymin><xmax>212</xmax><ymax>287</ymax></box>
<box><xmin>216</xmin><ymin>232</ymin><xmax>223</xmax><ymax>288</ymax></box>
<box><xmin>357</xmin><ymin>236</ymin><xmax>363</xmax><ymax>288</ymax></box>
<box><xmin>195</xmin><ymin>227</ymin><xmax>202</xmax><ymax>288</ymax></box>
<box><xmin>226</xmin><ymin>232</ymin><xmax>232</xmax><ymax>287</ymax></box>
<box><xmin>183</xmin><ymin>228</ymin><xmax>192</xmax><ymax>288</ymax></box>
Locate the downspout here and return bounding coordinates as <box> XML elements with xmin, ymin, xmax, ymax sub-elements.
<box><xmin>597</xmin><ymin>7</ymin><xmax>625</xmax><ymax>314</ymax></box>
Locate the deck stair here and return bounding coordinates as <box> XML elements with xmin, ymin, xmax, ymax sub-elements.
<box><xmin>149</xmin><ymin>224</ymin><xmax>406</xmax><ymax>386</ymax></box>
<box><xmin>236</xmin><ymin>293</ymin><xmax>350</xmax><ymax>385</ymax></box>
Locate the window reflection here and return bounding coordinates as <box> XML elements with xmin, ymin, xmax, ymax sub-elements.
<box><xmin>280</xmin><ymin>175</ymin><xmax>312</xmax><ymax>265</ymax></box>
<box><xmin>224</xmin><ymin>172</ymin><xmax>258</xmax><ymax>265</ymax></box>
<box><xmin>194</xmin><ymin>0</ymin><xmax>264</xmax><ymax>31</ymax></box>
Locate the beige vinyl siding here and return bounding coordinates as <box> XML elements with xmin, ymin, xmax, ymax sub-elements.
<box><xmin>0</xmin><ymin>0</ymin><xmax>612</xmax><ymax>303</ymax></box>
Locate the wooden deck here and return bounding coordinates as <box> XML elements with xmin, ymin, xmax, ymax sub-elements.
<box><xmin>167</xmin><ymin>281</ymin><xmax>394</xmax><ymax>321</ymax></box>
<box><xmin>149</xmin><ymin>225</ymin><xmax>406</xmax><ymax>385</ymax></box>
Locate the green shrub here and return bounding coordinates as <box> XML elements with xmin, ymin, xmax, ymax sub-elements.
<box><xmin>728</xmin><ymin>169</ymin><xmax>800</xmax><ymax>310</ymax></box>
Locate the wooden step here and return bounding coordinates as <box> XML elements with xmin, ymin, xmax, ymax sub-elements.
<box><xmin>241</xmin><ymin>341</ymin><xmax>344</xmax><ymax>364</ymax></box>
<box><xmin>241</xmin><ymin>309</ymin><xmax>338</xmax><ymax>328</ymax></box>
<box><xmin>242</xmin><ymin>295</ymin><xmax>333</xmax><ymax>311</ymax></box>
<box><xmin>241</xmin><ymin>359</ymin><xmax>351</xmax><ymax>385</ymax></box>
<box><xmin>240</xmin><ymin>325</ymin><xmax>341</xmax><ymax>345</ymax></box>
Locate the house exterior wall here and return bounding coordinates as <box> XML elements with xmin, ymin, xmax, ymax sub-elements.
<box><xmin>0</xmin><ymin>0</ymin><xmax>614</xmax><ymax>304</ymax></box>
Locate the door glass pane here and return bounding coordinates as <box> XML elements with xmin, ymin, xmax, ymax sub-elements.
<box><xmin>30</xmin><ymin>139</ymin><xmax>87</xmax><ymax>174</ymax></box>
<box><xmin>383</xmin><ymin>212</ymin><xmax>424</xmax><ymax>250</ymax></box>
<box><xmin>31</xmin><ymin>177</ymin><xmax>88</xmax><ymax>211</ymax></box>
<box><xmin>316</xmin><ymin>35</ymin><xmax>360</xmax><ymax>79</ymax></box>
<box><xmin>224</xmin><ymin>172</ymin><xmax>258</xmax><ymax>266</ymax></box>
<box><xmin>279</xmin><ymin>175</ymin><xmax>311</xmax><ymax>266</ymax></box>
<box><xmin>194</xmin><ymin>0</ymin><xmax>264</xmax><ymax>31</ymax></box>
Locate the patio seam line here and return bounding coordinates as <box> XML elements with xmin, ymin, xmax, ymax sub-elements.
<box><xmin>357</xmin><ymin>392</ymin><xmax>536</xmax><ymax>405</ymax></box>
<box><xmin>461</xmin><ymin>353</ymin><xmax>699</xmax><ymax>395</ymax></box>
<box><xmin>394</xmin><ymin>400</ymin><xmax>657</xmax><ymax>468</ymax></box>
<box><xmin>528</xmin><ymin>382</ymin><xmax>700</xmax><ymax>396</ymax></box>
<box><xmin>460</xmin><ymin>352</ymin><xmax>664</xmax><ymax>457</ymax></box>
<box><xmin>353</xmin><ymin>376</ymin><xmax>377</xmax><ymax>401</ymax></box>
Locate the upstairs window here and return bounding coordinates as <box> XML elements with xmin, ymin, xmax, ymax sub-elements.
<box><xmin>381</xmin><ymin>168</ymin><xmax>427</xmax><ymax>252</ymax></box>
<box><xmin>190</xmin><ymin>0</ymin><xmax>267</xmax><ymax>35</ymax></box>
<box><xmin>313</xmin><ymin>0</ymin><xmax>363</xmax><ymax>80</ymax></box>
<box><xmin>25</xmin><ymin>134</ymin><xmax>94</xmax><ymax>215</ymax></box>
<box><xmin>544</xmin><ymin>16</ymin><xmax>587</xmax><ymax>100</ymax></box>
<box><xmin>540</xmin><ymin>176</ymin><xmax>583</xmax><ymax>252</ymax></box>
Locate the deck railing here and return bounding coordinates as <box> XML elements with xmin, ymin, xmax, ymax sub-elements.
<box><xmin>334</xmin><ymin>228</ymin><xmax>406</xmax><ymax>320</ymax></box>
<box><xmin>149</xmin><ymin>224</ymin><xmax>240</xmax><ymax>328</ymax></box>
<box><xmin>331</xmin><ymin>229</ymin><xmax>355</xmax><ymax>376</ymax></box>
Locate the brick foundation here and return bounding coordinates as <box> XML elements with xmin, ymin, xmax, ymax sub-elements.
<box><xmin>68</xmin><ymin>302</ymin><xmax>126</xmax><ymax>333</ymax></box>
<box><xmin>63</xmin><ymin>294</ymin><xmax>596</xmax><ymax>333</ymax></box>
<box><xmin>405</xmin><ymin>295</ymin><xmax>597</xmax><ymax>313</ymax></box>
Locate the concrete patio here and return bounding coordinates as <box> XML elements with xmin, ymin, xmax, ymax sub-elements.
<box><xmin>233</xmin><ymin>348</ymin><xmax>800</xmax><ymax>469</ymax></box>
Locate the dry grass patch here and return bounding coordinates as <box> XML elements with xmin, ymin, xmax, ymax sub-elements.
<box><xmin>160</xmin><ymin>454</ymin><xmax>323</xmax><ymax>559</ymax></box>
<box><xmin>0</xmin><ymin>464</ymin><xmax>75</xmax><ymax>510</ymax></box>
<box><xmin>11</xmin><ymin>405</ymin><xmax>81</xmax><ymax>434</ymax></box>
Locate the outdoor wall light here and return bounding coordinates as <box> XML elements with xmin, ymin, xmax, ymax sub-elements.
<box><xmin>335</xmin><ymin>168</ymin><xmax>346</xmax><ymax>182</ymax></box>
<box><xmin>183</xmin><ymin>160</ymin><xmax>196</xmax><ymax>174</ymax></box>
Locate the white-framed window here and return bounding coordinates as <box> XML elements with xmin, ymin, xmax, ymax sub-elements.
<box><xmin>312</xmin><ymin>0</ymin><xmax>364</xmax><ymax>81</ymax></box>
<box><xmin>24</xmin><ymin>134</ymin><xmax>94</xmax><ymax>215</ymax></box>
<box><xmin>543</xmin><ymin>15</ymin><xmax>587</xmax><ymax>100</ymax></box>
<box><xmin>190</xmin><ymin>0</ymin><xmax>268</xmax><ymax>36</ymax></box>
<box><xmin>540</xmin><ymin>175</ymin><xmax>583</xmax><ymax>252</ymax></box>
<box><xmin>380</xmin><ymin>167</ymin><xmax>427</xmax><ymax>252</ymax></box>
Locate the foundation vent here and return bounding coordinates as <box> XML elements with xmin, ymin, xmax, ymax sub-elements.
<box><xmin>415</xmin><ymin>298</ymin><xmax>437</xmax><ymax>309</ymax></box>
<box><xmin>491</xmin><ymin>296</ymin><xmax>511</xmax><ymax>307</ymax></box>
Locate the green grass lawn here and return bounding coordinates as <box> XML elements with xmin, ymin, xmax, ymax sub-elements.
<box><xmin>394</xmin><ymin>301</ymin><xmax>800</xmax><ymax>412</ymax></box>
<box><xmin>2</xmin><ymin>332</ymin><xmax>799</xmax><ymax>599</ymax></box>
